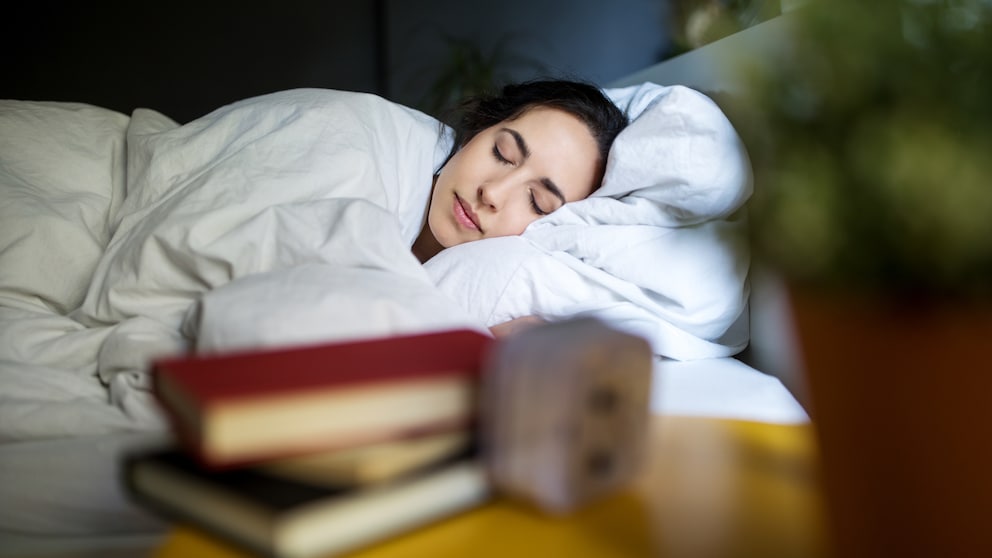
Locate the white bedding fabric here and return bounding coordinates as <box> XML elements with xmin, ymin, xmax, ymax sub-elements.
<box><xmin>1</xmin><ymin>90</ymin><xmax>479</xmax><ymax>443</ymax></box>
<box><xmin>0</xmin><ymin>88</ymin><xmax>801</xmax><ymax>541</ymax></box>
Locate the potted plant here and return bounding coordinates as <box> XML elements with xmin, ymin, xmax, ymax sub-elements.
<box><xmin>668</xmin><ymin>0</ymin><xmax>782</xmax><ymax>54</ymax></box>
<box><xmin>418</xmin><ymin>34</ymin><xmax>544</xmax><ymax>118</ymax></box>
<box><xmin>729</xmin><ymin>1</ymin><xmax>992</xmax><ymax>556</ymax></box>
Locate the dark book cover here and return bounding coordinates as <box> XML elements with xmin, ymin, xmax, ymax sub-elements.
<box><xmin>124</xmin><ymin>444</ymin><xmax>487</xmax><ymax>558</ymax></box>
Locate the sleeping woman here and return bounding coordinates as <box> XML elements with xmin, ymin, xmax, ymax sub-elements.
<box><xmin>0</xmin><ymin>75</ymin><xmax>755</xmax><ymax>540</ymax></box>
<box><xmin>413</xmin><ymin>80</ymin><xmax>628</xmax><ymax>263</ymax></box>
<box><xmin>413</xmin><ymin>80</ymin><xmax>628</xmax><ymax>338</ymax></box>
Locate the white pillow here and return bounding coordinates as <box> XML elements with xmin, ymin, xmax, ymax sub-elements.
<box><xmin>424</xmin><ymin>84</ymin><xmax>753</xmax><ymax>360</ymax></box>
<box><xmin>598</xmin><ymin>83</ymin><xmax>752</xmax><ymax>224</ymax></box>
<box><xmin>0</xmin><ymin>101</ymin><xmax>132</xmax><ymax>314</ymax></box>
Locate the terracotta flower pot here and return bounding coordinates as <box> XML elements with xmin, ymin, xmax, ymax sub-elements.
<box><xmin>788</xmin><ymin>287</ymin><xmax>992</xmax><ymax>557</ymax></box>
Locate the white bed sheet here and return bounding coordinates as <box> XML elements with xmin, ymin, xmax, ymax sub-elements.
<box><xmin>654</xmin><ymin>357</ymin><xmax>808</xmax><ymax>424</ymax></box>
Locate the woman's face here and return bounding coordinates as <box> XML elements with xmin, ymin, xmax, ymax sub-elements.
<box><xmin>427</xmin><ymin>107</ymin><xmax>601</xmax><ymax>248</ymax></box>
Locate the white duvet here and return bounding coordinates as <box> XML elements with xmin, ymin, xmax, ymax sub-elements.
<box><xmin>0</xmin><ymin>86</ymin><xmax>804</xmax><ymax>538</ymax></box>
<box><xmin>0</xmin><ymin>90</ymin><xmax>481</xmax><ymax>443</ymax></box>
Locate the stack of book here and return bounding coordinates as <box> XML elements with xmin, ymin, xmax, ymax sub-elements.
<box><xmin>124</xmin><ymin>329</ymin><xmax>494</xmax><ymax>558</ymax></box>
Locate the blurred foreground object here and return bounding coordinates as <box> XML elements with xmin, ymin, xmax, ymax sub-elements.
<box><xmin>734</xmin><ymin>1</ymin><xmax>992</xmax><ymax>556</ymax></box>
<box><xmin>152</xmin><ymin>329</ymin><xmax>489</xmax><ymax>468</ymax></box>
<box><xmin>483</xmin><ymin>318</ymin><xmax>653</xmax><ymax>514</ymax></box>
<box><xmin>131</xmin><ymin>320</ymin><xmax>653</xmax><ymax>557</ymax></box>
<box><xmin>788</xmin><ymin>288</ymin><xmax>992</xmax><ymax>558</ymax></box>
<box><xmin>740</xmin><ymin>0</ymin><xmax>992</xmax><ymax>296</ymax></box>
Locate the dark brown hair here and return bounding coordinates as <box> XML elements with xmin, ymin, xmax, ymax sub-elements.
<box><xmin>443</xmin><ymin>79</ymin><xmax>628</xmax><ymax>181</ymax></box>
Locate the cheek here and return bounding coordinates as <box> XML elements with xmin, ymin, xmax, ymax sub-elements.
<box><xmin>487</xmin><ymin>202</ymin><xmax>538</xmax><ymax>238</ymax></box>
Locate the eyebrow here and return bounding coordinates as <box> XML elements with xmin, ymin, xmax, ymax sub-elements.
<box><xmin>500</xmin><ymin>127</ymin><xmax>567</xmax><ymax>205</ymax></box>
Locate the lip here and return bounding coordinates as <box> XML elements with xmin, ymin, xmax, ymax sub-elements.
<box><xmin>453</xmin><ymin>194</ymin><xmax>482</xmax><ymax>232</ymax></box>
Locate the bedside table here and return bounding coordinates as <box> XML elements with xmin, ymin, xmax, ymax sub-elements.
<box><xmin>154</xmin><ymin>415</ymin><xmax>828</xmax><ymax>558</ymax></box>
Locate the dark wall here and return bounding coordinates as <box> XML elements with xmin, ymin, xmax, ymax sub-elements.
<box><xmin>3</xmin><ymin>0</ymin><xmax>670</xmax><ymax>123</ymax></box>
<box><xmin>386</xmin><ymin>0</ymin><xmax>671</xmax><ymax>112</ymax></box>
<box><xmin>3</xmin><ymin>1</ymin><xmax>381</xmax><ymax>123</ymax></box>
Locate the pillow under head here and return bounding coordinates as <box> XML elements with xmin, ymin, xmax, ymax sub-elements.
<box><xmin>424</xmin><ymin>83</ymin><xmax>753</xmax><ymax>361</ymax></box>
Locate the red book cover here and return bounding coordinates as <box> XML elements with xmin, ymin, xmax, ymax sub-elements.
<box><xmin>152</xmin><ymin>329</ymin><xmax>493</xmax><ymax>467</ymax></box>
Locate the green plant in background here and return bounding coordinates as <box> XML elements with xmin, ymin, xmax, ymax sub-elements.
<box><xmin>420</xmin><ymin>34</ymin><xmax>544</xmax><ymax>118</ymax></box>
<box><xmin>735</xmin><ymin>0</ymin><xmax>992</xmax><ymax>297</ymax></box>
<box><xmin>669</xmin><ymin>0</ymin><xmax>782</xmax><ymax>55</ymax></box>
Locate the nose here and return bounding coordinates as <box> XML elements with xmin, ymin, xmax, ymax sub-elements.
<box><xmin>477</xmin><ymin>175</ymin><xmax>513</xmax><ymax>211</ymax></box>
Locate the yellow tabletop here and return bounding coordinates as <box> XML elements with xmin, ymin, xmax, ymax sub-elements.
<box><xmin>155</xmin><ymin>416</ymin><xmax>829</xmax><ymax>558</ymax></box>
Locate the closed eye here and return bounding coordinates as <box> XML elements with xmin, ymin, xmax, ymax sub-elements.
<box><xmin>492</xmin><ymin>144</ymin><xmax>513</xmax><ymax>165</ymax></box>
<box><xmin>530</xmin><ymin>191</ymin><xmax>549</xmax><ymax>216</ymax></box>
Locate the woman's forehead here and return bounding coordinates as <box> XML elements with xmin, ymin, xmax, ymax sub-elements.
<box><xmin>501</xmin><ymin>107</ymin><xmax>600</xmax><ymax>200</ymax></box>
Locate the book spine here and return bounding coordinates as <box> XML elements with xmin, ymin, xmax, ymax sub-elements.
<box><xmin>124</xmin><ymin>457</ymin><xmax>491</xmax><ymax>558</ymax></box>
<box><xmin>279</xmin><ymin>462</ymin><xmax>490</xmax><ymax>557</ymax></box>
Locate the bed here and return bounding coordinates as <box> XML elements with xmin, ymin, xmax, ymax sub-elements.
<box><xmin>0</xmin><ymin>14</ymin><xmax>805</xmax><ymax>557</ymax></box>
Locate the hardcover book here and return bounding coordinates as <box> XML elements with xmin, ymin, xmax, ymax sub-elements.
<box><xmin>124</xmin><ymin>446</ymin><xmax>489</xmax><ymax>558</ymax></box>
<box><xmin>152</xmin><ymin>329</ymin><xmax>492</xmax><ymax>467</ymax></box>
